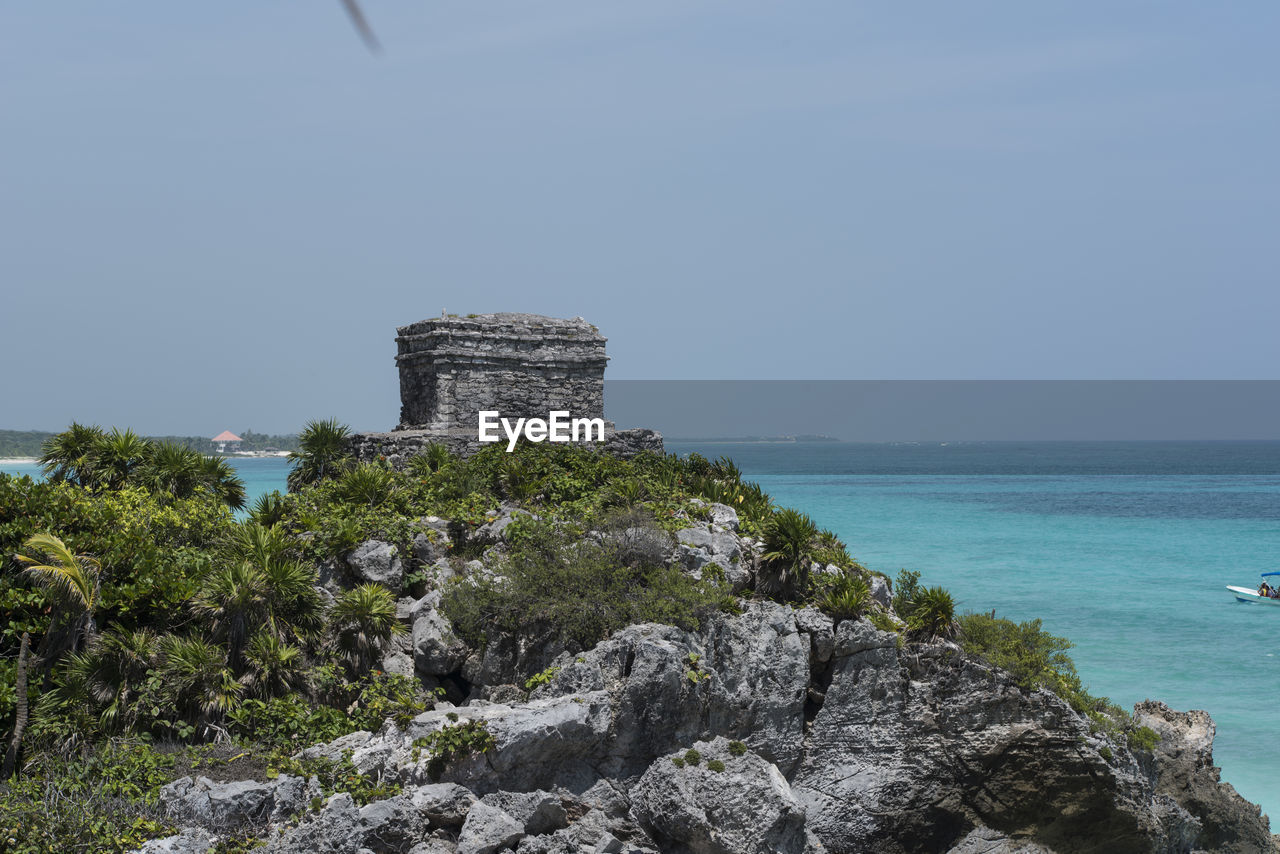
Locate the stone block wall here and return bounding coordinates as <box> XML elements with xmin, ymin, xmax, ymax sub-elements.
<box><xmin>396</xmin><ymin>313</ymin><xmax>607</xmax><ymax>430</ymax></box>
<box><xmin>346</xmin><ymin>312</ymin><xmax>662</xmax><ymax>463</ymax></box>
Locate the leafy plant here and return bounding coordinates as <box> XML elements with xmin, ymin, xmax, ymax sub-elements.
<box><xmin>706</xmin><ymin>759</ymin><xmax>725</xmax><ymax>773</ymax></box>
<box><xmin>287</xmin><ymin>419</ymin><xmax>352</xmax><ymax>491</ymax></box>
<box><xmin>728</xmin><ymin>740</ymin><xmax>747</xmax><ymax>757</ymax></box>
<box><xmin>758</xmin><ymin>508</ymin><xmax>819</xmax><ymax>601</ymax></box>
<box><xmin>907</xmin><ymin>586</ymin><xmax>956</xmax><ymax>639</ymax></box>
<box><xmin>329</xmin><ymin>585</ymin><xmax>405</xmax><ymax>676</ymax></box>
<box><xmin>523</xmin><ymin>666</ymin><xmax>561</xmax><ymax>696</ymax></box>
<box><xmin>813</xmin><ymin>569</ymin><xmax>871</xmax><ymax>622</ymax></box>
<box><xmin>414</xmin><ymin>720</ymin><xmax>496</xmax><ymax>781</ymax></box>
<box><xmin>683</xmin><ymin>748</ymin><xmax>701</xmax><ymax>766</ymax></box>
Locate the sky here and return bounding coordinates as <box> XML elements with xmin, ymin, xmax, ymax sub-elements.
<box><xmin>2</xmin><ymin>2</ymin><xmax>1279</xmax><ymax>434</ymax></box>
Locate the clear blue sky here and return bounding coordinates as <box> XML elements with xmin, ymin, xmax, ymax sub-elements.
<box><xmin>3</xmin><ymin>2</ymin><xmax>1278</xmax><ymax>434</ymax></box>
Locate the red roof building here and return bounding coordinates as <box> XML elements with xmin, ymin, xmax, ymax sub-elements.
<box><xmin>212</xmin><ymin>430</ymin><xmax>242</xmax><ymax>453</ymax></box>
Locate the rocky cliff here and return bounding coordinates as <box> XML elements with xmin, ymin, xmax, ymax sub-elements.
<box><xmin>140</xmin><ymin>505</ymin><xmax>1278</xmax><ymax>854</ymax></box>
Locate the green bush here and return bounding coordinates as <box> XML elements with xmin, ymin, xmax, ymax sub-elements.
<box><xmin>0</xmin><ymin>741</ymin><xmax>178</xmax><ymax>854</ymax></box>
<box><xmin>441</xmin><ymin>520</ymin><xmax>733</xmax><ymax>649</ymax></box>
<box><xmin>413</xmin><ymin>720</ymin><xmax>496</xmax><ymax>781</ymax></box>
<box><xmin>1127</xmin><ymin>725</ymin><xmax>1160</xmax><ymax>752</ymax></box>
<box><xmin>267</xmin><ymin>751</ymin><xmax>399</xmax><ymax>806</ymax></box>
<box><xmin>813</xmin><ymin>569</ymin><xmax>871</xmax><ymax>621</ymax></box>
<box><xmin>706</xmin><ymin>759</ymin><xmax>725</xmax><ymax>773</ymax></box>
<box><xmin>683</xmin><ymin>748</ymin><xmax>701</xmax><ymax>766</ymax></box>
<box><xmin>728</xmin><ymin>740</ymin><xmax>747</xmax><ymax>757</ymax></box>
<box><xmin>907</xmin><ymin>586</ymin><xmax>956</xmax><ymax>639</ymax></box>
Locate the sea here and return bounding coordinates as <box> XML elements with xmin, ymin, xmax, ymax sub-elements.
<box><xmin>5</xmin><ymin>441</ymin><xmax>1279</xmax><ymax>820</ymax></box>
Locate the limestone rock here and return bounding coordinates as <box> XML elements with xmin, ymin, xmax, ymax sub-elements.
<box><xmin>347</xmin><ymin>540</ymin><xmax>404</xmax><ymax>591</ymax></box>
<box><xmin>707</xmin><ymin>502</ymin><xmax>739</xmax><ymax>532</ymax></box>
<box><xmin>404</xmin><ymin>692</ymin><xmax>612</xmax><ymax>792</ymax></box>
<box><xmin>945</xmin><ymin>826</ymin><xmax>1056</xmax><ymax>854</ymax></box>
<box><xmin>1135</xmin><ymin>699</ymin><xmax>1276</xmax><ymax>853</ymax></box>
<box><xmin>456</xmin><ymin>801</ymin><xmax>525</xmax><ymax>854</ymax></box>
<box><xmin>264</xmin><ymin>792</ymin><xmax>424</xmax><ymax>854</ymax></box>
<box><xmin>135</xmin><ymin>828</ymin><xmax>215</xmax><ymax>854</ymax></box>
<box><xmin>477</xmin><ymin>790</ymin><xmax>567</xmax><ymax>835</ymax></box>
<box><xmin>407</xmin><ymin>782</ymin><xmax>477</xmax><ymax>827</ymax></box>
<box><xmin>630</xmin><ymin>737</ymin><xmax>819</xmax><ymax>854</ymax></box>
<box><xmin>413</xmin><ymin>608</ymin><xmax>470</xmax><ymax>677</ymax></box>
<box><xmin>870</xmin><ymin>574</ymin><xmax>892</xmax><ymax>609</ymax></box>
<box><xmin>674</xmin><ymin>525</ymin><xmax>748</xmax><ymax>590</ymax></box>
<box><xmin>792</xmin><ymin>619</ymin><xmax>1200</xmax><ymax>854</ymax></box>
<box><xmin>159</xmin><ymin>776</ymin><xmax>279</xmax><ymax>831</ymax></box>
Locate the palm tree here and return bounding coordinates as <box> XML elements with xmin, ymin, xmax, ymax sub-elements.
<box><xmin>15</xmin><ymin>533</ymin><xmax>102</xmax><ymax>661</ymax></box>
<box><xmin>908</xmin><ymin>587</ymin><xmax>957</xmax><ymax>639</ymax></box>
<box><xmin>198</xmin><ymin>454</ymin><xmax>247</xmax><ymax>510</ymax></box>
<box><xmin>61</xmin><ymin>627</ymin><xmax>156</xmax><ymax>732</ymax></box>
<box><xmin>250</xmin><ymin>491</ymin><xmax>288</xmax><ymax>527</ymax></box>
<box><xmin>38</xmin><ymin>423</ymin><xmax>105</xmax><ymax>486</ymax></box>
<box><xmin>336</xmin><ymin>462</ymin><xmax>395</xmax><ymax>508</ymax></box>
<box><xmin>224</xmin><ymin>521</ymin><xmax>292</xmax><ymax>566</ymax></box>
<box><xmin>156</xmin><ymin>634</ymin><xmax>243</xmax><ymax>725</ymax></box>
<box><xmin>88</xmin><ymin>428</ymin><xmax>153</xmax><ymax>491</ymax></box>
<box><xmin>259</xmin><ymin>557</ymin><xmax>325</xmax><ymax>642</ymax></box>
<box><xmin>758</xmin><ymin>508</ymin><xmax>819</xmax><ymax>601</ymax></box>
<box><xmin>330</xmin><ymin>584</ymin><xmax>405</xmax><ymax>675</ymax></box>
<box><xmin>139</xmin><ymin>442</ymin><xmax>204</xmax><ymax>501</ymax></box>
<box><xmin>288</xmin><ymin>418</ymin><xmax>352</xmax><ymax>491</ymax></box>
<box><xmin>242</xmin><ymin>632</ymin><xmax>306</xmax><ymax>699</ymax></box>
<box><xmin>191</xmin><ymin>561</ymin><xmax>269</xmax><ymax>667</ymax></box>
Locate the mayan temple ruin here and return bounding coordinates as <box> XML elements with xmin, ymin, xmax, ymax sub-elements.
<box><xmin>348</xmin><ymin>312</ymin><xmax>662</xmax><ymax>463</ymax></box>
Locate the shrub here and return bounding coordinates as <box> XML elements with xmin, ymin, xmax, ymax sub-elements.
<box><xmin>266</xmin><ymin>751</ymin><xmax>399</xmax><ymax>806</ymax></box>
<box><xmin>1127</xmin><ymin>725</ymin><xmax>1160</xmax><ymax>752</ymax></box>
<box><xmin>414</xmin><ymin>720</ymin><xmax>496</xmax><ymax>781</ymax></box>
<box><xmin>706</xmin><ymin>759</ymin><xmax>725</xmax><ymax>773</ymax></box>
<box><xmin>758</xmin><ymin>509</ymin><xmax>819</xmax><ymax>600</ymax></box>
<box><xmin>813</xmin><ymin>569</ymin><xmax>871</xmax><ymax>622</ymax></box>
<box><xmin>225</xmin><ymin>696</ymin><xmax>351</xmax><ymax>751</ymax></box>
<box><xmin>670</xmin><ymin>756</ymin><xmax>686</xmax><ymax>769</ymax></box>
<box><xmin>728</xmin><ymin>740</ymin><xmax>747</xmax><ymax>757</ymax></box>
<box><xmin>891</xmin><ymin>569</ymin><xmax>921</xmax><ymax>618</ymax></box>
<box><xmin>441</xmin><ymin>520</ymin><xmax>732</xmax><ymax>649</ymax></box>
<box><xmin>907</xmin><ymin>586</ymin><xmax>956</xmax><ymax>639</ymax></box>
<box><xmin>683</xmin><ymin>748</ymin><xmax>701</xmax><ymax>766</ymax></box>
<box><xmin>523</xmin><ymin>666</ymin><xmax>561</xmax><ymax>696</ymax></box>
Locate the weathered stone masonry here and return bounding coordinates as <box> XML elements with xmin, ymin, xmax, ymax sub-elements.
<box><xmin>349</xmin><ymin>312</ymin><xmax>663</xmax><ymax>464</ymax></box>
<box><xmin>395</xmin><ymin>314</ymin><xmax>608</xmax><ymax>431</ymax></box>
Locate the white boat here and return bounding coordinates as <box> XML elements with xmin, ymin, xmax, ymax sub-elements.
<box><xmin>1228</xmin><ymin>572</ymin><xmax>1280</xmax><ymax>605</ymax></box>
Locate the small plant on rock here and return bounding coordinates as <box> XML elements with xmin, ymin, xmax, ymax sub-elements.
<box><xmin>728</xmin><ymin>740</ymin><xmax>747</xmax><ymax>757</ymax></box>
<box><xmin>524</xmin><ymin>665</ymin><xmax>561</xmax><ymax>696</ymax></box>
<box><xmin>684</xmin><ymin>748</ymin><xmax>701</xmax><ymax>766</ymax></box>
<box><xmin>707</xmin><ymin>759</ymin><xmax>725</xmax><ymax>773</ymax></box>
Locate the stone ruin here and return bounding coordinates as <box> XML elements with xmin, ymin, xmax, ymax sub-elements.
<box><xmin>349</xmin><ymin>312</ymin><xmax>662</xmax><ymax>464</ymax></box>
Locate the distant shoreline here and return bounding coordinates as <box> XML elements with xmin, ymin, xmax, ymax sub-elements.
<box><xmin>0</xmin><ymin>458</ymin><xmax>36</xmax><ymax>465</ymax></box>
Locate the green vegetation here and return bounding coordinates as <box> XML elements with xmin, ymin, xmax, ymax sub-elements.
<box><xmin>706</xmin><ymin>758</ymin><xmax>725</xmax><ymax>772</ymax></box>
<box><xmin>0</xmin><ymin>422</ymin><xmax>1153</xmax><ymax>851</ymax></box>
<box><xmin>412</xmin><ymin>719</ymin><xmax>496</xmax><ymax>780</ymax></box>
<box><xmin>958</xmin><ymin>611</ymin><xmax>1154</xmax><ymax>745</ymax></box>
<box><xmin>1</xmin><ymin>429</ymin><xmax>299</xmax><ymax>460</ymax></box>
<box><xmin>441</xmin><ymin>518</ymin><xmax>735</xmax><ymax>650</ymax></box>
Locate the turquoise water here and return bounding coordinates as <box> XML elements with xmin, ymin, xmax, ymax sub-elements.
<box><xmin>5</xmin><ymin>443</ymin><xmax>1280</xmax><ymax>820</ymax></box>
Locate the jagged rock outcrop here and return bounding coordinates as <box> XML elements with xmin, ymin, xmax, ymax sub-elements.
<box><xmin>347</xmin><ymin>539</ymin><xmax>404</xmax><ymax>591</ymax></box>
<box><xmin>1136</xmin><ymin>700</ymin><xmax>1275</xmax><ymax>853</ymax></box>
<box><xmin>145</xmin><ymin>602</ymin><xmax>1278</xmax><ymax>854</ymax></box>
<box><xmin>630</xmin><ymin>737</ymin><xmax>821</xmax><ymax>854</ymax></box>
